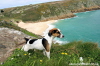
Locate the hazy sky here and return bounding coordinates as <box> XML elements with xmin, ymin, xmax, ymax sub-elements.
<box><xmin>0</xmin><ymin>0</ymin><xmax>60</xmax><ymax>9</ymax></box>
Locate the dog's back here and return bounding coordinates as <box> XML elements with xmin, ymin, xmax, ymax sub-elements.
<box><xmin>22</xmin><ymin>38</ymin><xmax>45</xmax><ymax>51</ymax></box>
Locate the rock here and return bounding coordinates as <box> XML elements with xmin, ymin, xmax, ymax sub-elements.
<box><xmin>0</xmin><ymin>27</ymin><xmax>34</xmax><ymax>62</ymax></box>
<box><xmin>13</xmin><ymin>36</ymin><xmax>18</xmax><ymax>40</ymax></box>
<box><xmin>0</xmin><ymin>44</ymin><xmax>6</xmax><ymax>48</ymax></box>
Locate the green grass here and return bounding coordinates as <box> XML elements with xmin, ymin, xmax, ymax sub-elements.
<box><xmin>1</xmin><ymin>0</ymin><xmax>100</xmax><ymax>22</ymax></box>
<box><xmin>0</xmin><ymin>21</ymin><xmax>39</xmax><ymax>38</ymax></box>
<box><xmin>1</xmin><ymin>41</ymin><xmax>100</xmax><ymax>66</ymax></box>
<box><xmin>0</xmin><ymin>21</ymin><xmax>100</xmax><ymax>66</ymax></box>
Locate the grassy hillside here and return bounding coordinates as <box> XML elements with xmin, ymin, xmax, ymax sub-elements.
<box><xmin>1</xmin><ymin>41</ymin><xmax>100</xmax><ymax>66</ymax></box>
<box><xmin>0</xmin><ymin>21</ymin><xmax>39</xmax><ymax>38</ymax></box>
<box><xmin>0</xmin><ymin>0</ymin><xmax>100</xmax><ymax>65</ymax></box>
<box><xmin>0</xmin><ymin>0</ymin><xmax>100</xmax><ymax>22</ymax></box>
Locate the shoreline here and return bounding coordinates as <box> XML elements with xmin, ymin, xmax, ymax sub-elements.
<box><xmin>17</xmin><ymin>9</ymin><xmax>100</xmax><ymax>36</ymax></box>
<box><xmin>17</xmin><ymin>20</ymin><xmax>57</xmax><ymax>35</ymax></box>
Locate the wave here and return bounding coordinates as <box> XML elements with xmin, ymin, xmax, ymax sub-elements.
<box><xmin>43</xmin><ymin>21</ymin><xmax>56</xmax><ymax>36</ymax></box>
<box><xmin>74</xmin><ymin>11</ymin><xmax>90</xmax><ymax>14</ymax></box>
<box><xmin>53</xmin><ymin>38</ymin><xmax>69</xmax><ymax>45</ymax></box>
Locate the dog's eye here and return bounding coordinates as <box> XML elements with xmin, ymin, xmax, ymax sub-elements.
<box><xmin>57</xmin><ymin>32</ymin><xmax>60</xmax><ymax>34</ymax></box>
<box><xmin>53</xmin><ymin>30</ymin><xmax>57</xmax><ymax>33</ymax></box>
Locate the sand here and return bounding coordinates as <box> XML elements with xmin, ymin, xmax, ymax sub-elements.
<box><xmin>17</xmin><ymin>20</ymin><xmax>57</xmax><ymax>35</ymax></box>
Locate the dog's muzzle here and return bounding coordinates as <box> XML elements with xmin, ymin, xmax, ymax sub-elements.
<box><xmin>57</xmin><ymin>34</ymin><xmax>64</xmax><ymax>38</ymax></box>
<box><xmin>60</xmin><ymin>35</ymin><xmax>64</xmax><ymax>38</ymax></box>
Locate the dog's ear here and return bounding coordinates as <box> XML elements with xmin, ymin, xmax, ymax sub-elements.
<box><xmin>48</xmin><ymin>31</ymin><xmax>52</xmax><ymax>37</ymax></box>
<box><xmin>48</xmin><ymin>29</ymin><xmax>53</xmax><ymax>37</ymax></box>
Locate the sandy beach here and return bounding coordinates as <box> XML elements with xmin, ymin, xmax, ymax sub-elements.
<box><xmin>17</xmin><ymin>20</ymin><xmax>57</xmax><ymax>35</ymax></box>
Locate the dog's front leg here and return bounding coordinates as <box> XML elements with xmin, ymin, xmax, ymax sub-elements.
<box><xmin>21</xmin><ymin>45</ymin><xmax>25</xmax><ymax>50</ymax></box>
<box><xmin>43</xmin><ymin>50</ymin><xmax>46</xmax><ymax>56</ymax></box>
<box><xmin>46</xmin><ymin>51</ymin><xmax>50</xmax><ymax>59</ymax></box>
<box><xmin>22</xmin><ymin>44</ymin><xmax>30</xmax><ymax>51</ymax></box>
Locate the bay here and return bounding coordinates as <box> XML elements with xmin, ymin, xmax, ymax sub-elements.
<box><xmin>53</xmin><ymin>10</ymin><xmax>100</xmax><ymax>46</ymax></box>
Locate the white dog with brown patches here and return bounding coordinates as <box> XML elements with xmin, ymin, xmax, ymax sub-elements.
<box><xmin>21</xmin><ymin>28</ymin><xmax>64</xmax><ymax>59</ymax></box>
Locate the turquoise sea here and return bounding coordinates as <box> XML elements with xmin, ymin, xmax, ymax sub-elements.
<box><xmin>52</xmin><ymin>10</ymin><xmax>100</xmax><ymax>46</ymax></box>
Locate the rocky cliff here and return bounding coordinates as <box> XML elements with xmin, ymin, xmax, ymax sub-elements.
<box><xmin>0</xmin><ymin>28</ymin><xmax>29</xmax><ymax>62</ymax></box>
<box><xmin>0</xmin><ymin>21</ymin><xmax>39</xmax><ymax>62</ymax></box>
<box><xmin>0</xmin><ymin>0</ymin><xmax>100</xmax><ymax>22</ymax></box>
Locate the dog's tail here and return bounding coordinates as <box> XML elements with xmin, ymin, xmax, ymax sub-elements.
<box><xmin>21</xmin><ymin>37</ymin><xmax>29</xmax><ymax>51</ymax></box>
<box><xmin>24</xmin><ymin>37</ymin><xmax>29</xmax><ymax>43</ymax></box>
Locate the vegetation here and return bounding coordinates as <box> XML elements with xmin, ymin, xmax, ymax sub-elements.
<box><xmin>0</xmin><ymin>0</ymin><xmax>100</xmax><ymax>65</ymax></box>
<box><xmin>0</xmin><ymin>0</ymin><xmax>100</xmax><ymax>22</ymax></box>
<box><xmin>1</xmin><ymin>41</ymin><xmax>100</xmax><ymax>66</ymax></box>
<box><xmin>0</xmin><ymin>21</ymin><xmax>39</xmax><ymax>38</ymax></box>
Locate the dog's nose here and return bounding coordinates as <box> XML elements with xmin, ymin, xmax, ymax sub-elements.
<box><xmin>62</xmin><ymin>35</ymin><xmax>64</xmax><ymax>38</ymax></box>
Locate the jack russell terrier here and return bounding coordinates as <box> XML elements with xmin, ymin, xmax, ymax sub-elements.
<box><xmin>21</xmin><ymin>28</ymin><xmax>64</xmax><ymax>59</ymax></box>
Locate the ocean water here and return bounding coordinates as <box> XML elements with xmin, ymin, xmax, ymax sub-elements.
<box><xmin>52</xmin><ymin>10</ymin><xmax>100</xmax><ymax>46</ymax></box>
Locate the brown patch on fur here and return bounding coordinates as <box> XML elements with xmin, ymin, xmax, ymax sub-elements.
<box><xmin>46</xmin><ymin>44</ymin><xmax>50</xmax><ymax>52</ymax></box>
<box><xmin>42</xmin><ymin>38</ymin><xmax>50</xmax><ymax>52</ymax></box>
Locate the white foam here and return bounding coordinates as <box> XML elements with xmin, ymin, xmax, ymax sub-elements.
<box><xmin>43</xmin><ymin>21</ymin><xmax>56</xmax><ymax>36</ymax></box>
<box><xmin>84</xmin><ymin>11</ymin><xmax>91</xmax><ymax>13</ymax></box>
<box><xmin>53</xmin><ymin>38</ymin><xmax>69</xmax><ymax>45</ymax></box>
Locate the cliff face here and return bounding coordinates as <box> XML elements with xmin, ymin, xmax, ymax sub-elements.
<box><xmin>0</xmin><ymin>27</ymin><xmax>32</xmax><ymax>62</ymax></box>
<box><xmin>0</xmin><ymin>0</ymin><xmax>100</xmax><ymax>22</ymax></box>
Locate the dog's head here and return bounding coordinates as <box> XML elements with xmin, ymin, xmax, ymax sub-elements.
<box><xmin>48</xmin><ymin>28</ymin><xmax>64</xmax><ymax>38</ymax></box>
